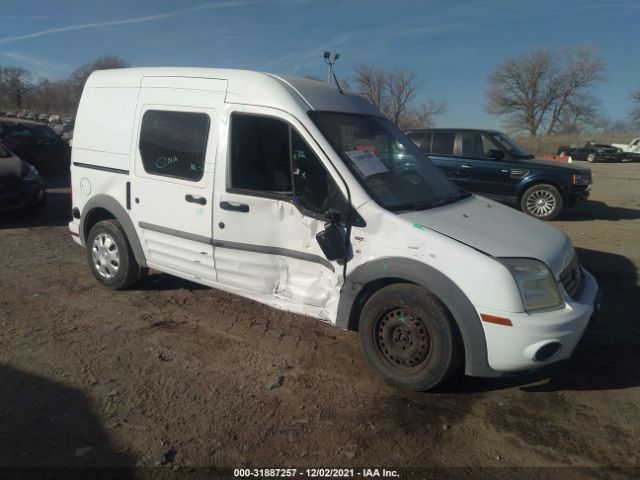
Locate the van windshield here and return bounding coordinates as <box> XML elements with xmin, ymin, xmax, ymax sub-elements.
<box><xmin>309</xmin><ymin>112</ymin><xmax>467</xmax><ymax>211</ymax></box>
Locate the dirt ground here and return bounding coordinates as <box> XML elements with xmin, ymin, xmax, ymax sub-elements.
<box><xmin>1</xmin><ymin>163</ymin><xmax>639</xmax><ymax>479</ymax></box>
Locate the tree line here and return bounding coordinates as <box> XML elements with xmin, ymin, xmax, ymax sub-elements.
<box><xmin>0</xmin><ymin>55</ymin><xmax>129</xmax><ymax>116</ymax></box>
<box><xmin>2</xmin><ymin>49</ymin><xmax>639</xmax><ymax>135</ymax></box>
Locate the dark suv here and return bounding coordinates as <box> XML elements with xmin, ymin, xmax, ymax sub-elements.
<box><xmin>405</xmin><ymin>128</ymin><xmax>592</xmax><ymax>220</ymax></box>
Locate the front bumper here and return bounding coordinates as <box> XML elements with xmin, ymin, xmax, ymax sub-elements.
<box><xmin>475</xmin><ymin>269</ymin><xmax>598</xmax><ymax>374</ymax></box>
<box><xmin>0</xmin><ymin>180</ymin><xmax>45</xmax><ymax>212</ymax></box>
<box><xmin>568</xmin><ymin>185</ymin><xmax>590</xmax><ymax>206</ymax></box>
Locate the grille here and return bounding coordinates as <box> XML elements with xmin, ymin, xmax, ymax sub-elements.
<box><xmin>560</xmin><ymin>254</ymin><xmax>583</xmax><ymax>299</ymax></box>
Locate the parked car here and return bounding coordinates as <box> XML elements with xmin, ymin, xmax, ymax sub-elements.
<box><xmin>557</xmin><ymin>140</ymin><xmax>622</xmax><ymax>163</ymax></box>
<box><xmin>0</xmin><ymin>142</ymin><xmax>46</xmax><ymax>212</ymax></box>
<box><xmin>611</xmin><ymin>138</ymin><xmax>640</xmax><ymax>161</ymax></box>
<box><xmin>0</xmin><ymin>119</ymin><xmax>71</xmax><ymax>176</ymax></box>
<box><xmin>68</xmin><ymin>68</ymin><xmax>599</xmax><ymax>391</ymax></box>
<box><xmin>26</xmin><ymin>112</ymin><xmax>38</xmax><ymax>120</ymax></box>
<box><xmin>405</xmin><ymin>128</ymin><xmax>592</xmax><ymax>220</ymax></box>
<box><xmin>48</xmin><ymin>114</ymin><xmax>61</xmax><ymax>125</ymax></box>
<box><xmin>38</xmin><ymin>113</ymin><xmax>50</xmax><ymax>122</ymax></box>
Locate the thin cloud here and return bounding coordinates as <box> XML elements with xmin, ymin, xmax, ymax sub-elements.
<box><xmin>0</xmin><ymin>52</ymin><xmax>68</xmax><ymax>70</ymax></box>
<box><xmin>0</xmin><ymin>1</ymin><xmax>256</xmax><ymax>46</ymax></box>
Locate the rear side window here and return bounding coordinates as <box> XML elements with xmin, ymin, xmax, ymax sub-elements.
<box><xmin>431</xmin><ymin>132</ymin><xmax>455</xmax><ymax>155</ymax></box>
<box><xmin>139</xmin><ymin>110</ymin><xmax>210</xmax><ymax>181</ymax></box>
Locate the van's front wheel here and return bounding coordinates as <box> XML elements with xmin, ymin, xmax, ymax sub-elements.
<box><xmin>359</xmin><ymin>284</ymin><xmax>462</xmax><ymax>391</ymax></box>
<box><xmin>87</xmin><ymin>219</ymin><xmax>146</xmax><ymax>289</ymax></box>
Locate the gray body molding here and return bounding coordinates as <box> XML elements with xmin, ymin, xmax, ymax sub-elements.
<box><xmin>336</xmin><ymin>257</ymin><xmax>497</xmax><ymax>377</ymax></box>
<box><xmin>79</xmin><ymin>194</ymin><xmax>147</xmax><ymax>268</ymax></box>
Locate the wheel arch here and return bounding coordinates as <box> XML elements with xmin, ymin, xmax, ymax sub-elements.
<box><xmin>336</xmin><ymin>257</ymin><xmax>493</xmax><ymax>377</ymax></box>
<box><xmin>517</xmin><ymin>177</ymin><xmax>568</xmax><ymax>204</ymax></box>
<box><xmin>79</xmin><ymin>194</ymin><xmax>147</xmax><ymax>268</ymax></box>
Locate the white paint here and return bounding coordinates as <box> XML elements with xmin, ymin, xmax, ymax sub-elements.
<box><xmin>70</xmin><ymin>67</ymin><xmax>599</xmax><ymax>377</ymax></box>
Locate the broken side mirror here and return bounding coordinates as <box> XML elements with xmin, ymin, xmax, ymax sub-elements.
<box><xmin>316</xmin><ymin>222</ymin><xmax>347</xmax><ymax>261</ymax></box>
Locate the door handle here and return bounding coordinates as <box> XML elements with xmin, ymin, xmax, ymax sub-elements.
<box><xmin>220</xmin><ymin>201</ymin><xmax>249</xmax><ymax>213</ymax></box>
<box><xmin>185</xmin><ymin>194</ymin><xmax>207</xmax><ymax>205</ymax></box>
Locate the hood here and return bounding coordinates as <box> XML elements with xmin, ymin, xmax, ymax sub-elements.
<box><xmin>400</xmin><ymin>195</ymin><xmax>573</xmax><ymax>277</ymax></box>
<box><xmin>516</xmin><ymin>157</ymin><xmax>590</xmax><ymax>173</ymax></box>
<box><xmin>0</xmin><ymin>153</ymin><xmax>29</xmax><ymax>184</ymax></box>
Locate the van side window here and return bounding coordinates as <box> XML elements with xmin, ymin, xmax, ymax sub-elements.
<box><xmin>229</xmin><ymin>113</ymin><xmax>348</xmax><ymax>219</ymax></box>
<box><xmin>230</xmin><ymin>114</ymin><xmax>292</xmax><ymax>193</ymax></box>
<box><xmin>139</xmin><ymin>110</ymin><xmax>210</xmax><ymax>181</ymax></box>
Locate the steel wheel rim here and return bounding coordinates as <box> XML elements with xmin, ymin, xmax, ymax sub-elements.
<box><xmin>373</xmin><ymin>306</ymin><xmax>432</xmax><ymax>373</ymax></box>
<box><xmin>91</xmin><ymin>233</ymin><xmax>120</xmax><ymax>279</ymax></box>
<box><xmin>526</xmin><ymin>190</ymin><xmax>556</xmax><ymax>217</ymax></box>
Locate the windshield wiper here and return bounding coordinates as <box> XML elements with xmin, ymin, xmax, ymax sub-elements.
<box><xmin>430</xmin><ymin>192</ymin><xmax>470</xmax><ymax>208</ymax></box>
<box><xmin>389</xmin><ymin>201</ymin><xmax>434</xmax><ymax>212</ymax></box>
<box><xmin>390</xmin><ymin>192</ymin><xmax>471</xmax><ymax>212</ymax></box>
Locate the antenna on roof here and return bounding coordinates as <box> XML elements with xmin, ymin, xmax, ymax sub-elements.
<box><xmin>323</xmin><ymin>51</ymin><xmax>344</xmax><ymax>95</ymax></box>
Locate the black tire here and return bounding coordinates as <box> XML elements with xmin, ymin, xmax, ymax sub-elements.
<box><xmin>520</xmin><ymin>184</ymin><xmax>563</xmax><ymax>221</ymax></box>
<box><xmin>359</xmin><ymin>284</ymin><xmax>463</xmax><ymax>391</ymax></box>
<box><xmin>86</xmin><ymin>219</ymin><xmax>146</xmax><ymax>289</ymax></box>
<box><xmin>587</xmin><ymin>153</ymin><xmax>596</xmax><ymax>163</ymax></box>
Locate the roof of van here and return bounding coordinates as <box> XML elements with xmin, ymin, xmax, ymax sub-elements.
<box><xmin>85</xmin><ymin>67</ymin><xmax>382</xmax><ymax>117</ymax></box>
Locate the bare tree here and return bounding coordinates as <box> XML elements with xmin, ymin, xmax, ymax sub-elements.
<box><xmin>353</xmin><ymin>64</ymin><xmax>445</xmax><ymax>129</ymax></box>
<box><xmin>486</xmin><ymin>48</ymin><xmax>605</xmax><ymax>136</ymax></box>
<box><xmin>354</xmin><ymin>64</ymin><xmax>387</xmax><ymax>108</ymax></box>
<box><xmin>631</xmin><ymin>89</ymin><xmax>640</xmax><ymax>128</ymax></box>
<box><xmin>69</xmin><ymin>55</ymin><xmax>129</xmax><ymax>108</ymax></box>
<box><xmin>0</xmin><ymin>67</ymin><xmax>37</xmax><ymax>109</ymax></box>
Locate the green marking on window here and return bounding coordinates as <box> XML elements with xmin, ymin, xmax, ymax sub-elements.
<box><xmin>413</xmin><ymin>223</ymin><xmax>428</xmax><ymax>231</ymax></box>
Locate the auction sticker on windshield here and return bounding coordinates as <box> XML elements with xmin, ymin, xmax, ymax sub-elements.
<box><xmin>345</xmin><ymin>150</ymin><xmax>388</xmax><ymax>177</ymax></box>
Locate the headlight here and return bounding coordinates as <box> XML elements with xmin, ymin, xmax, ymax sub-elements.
<box><xmin>23</xmin><ymin>165</ymin><xmax>40</xmax><ymax>182</ymax></box>
<box><xmin>572</xmin><ymin>173</ymin><xmax>589</xmax><ymax>185</ymax></box>
<box><xmin>499</xmin><ymin>258</ymin><xmax>563</xmax><ymax>311</ymax></box>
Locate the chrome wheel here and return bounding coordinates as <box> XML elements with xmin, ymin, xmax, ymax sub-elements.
<box><xmin>91</xmin><ymin>232</ymin><xmax>120</xmax><ymax>279</ymax></box>
<box><xmin>526</xmin><ymin>189</ymin><xmax>557</xmax><ymax>217</ymax></box>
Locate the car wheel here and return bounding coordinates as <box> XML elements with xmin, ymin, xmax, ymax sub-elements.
<box><xmin>521</xmin><ymin>184</ymin><xmax>563</xmax><ymax>221</ymax></box>
<box><xmin>358</xmin><ymin>284</ymin><xmax>462</xmax><ymax>391</ymax></box>
<box><xmin>87</xmin><ymin>219</ymin><xmax>146</xmax><ymax>289</ymax></box>
<box><xmin>587</xmin><ymin>153</ymin><xmax>597</xmax><ymax>163</ymax></box>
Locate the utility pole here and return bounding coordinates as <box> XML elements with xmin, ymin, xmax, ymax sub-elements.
<box><xmin>323</xmin><ymin>51</ymin><xmax>340</xmax><ymax>83</ymax></box>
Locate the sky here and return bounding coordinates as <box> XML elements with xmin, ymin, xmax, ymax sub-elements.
<box><xmin>0</xmin><ymin>0</ymin><xmax>639</xmax><ymax>129</ymax></box>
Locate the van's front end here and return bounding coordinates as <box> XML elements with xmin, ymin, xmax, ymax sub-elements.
<box><xmin>307</xmin><ymin>109</ymin><xmax>599</xmax><ymax>387</ymax></box>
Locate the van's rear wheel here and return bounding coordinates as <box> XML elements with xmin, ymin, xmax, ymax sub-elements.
<box><xmin>359</xmin><ymin>284</ymin><xmax>462</xmax><ymax>391</ymax></box>
<box><xmin>87</xmin><ymin>219</ymin><xmax>146</xmax><ymax>289</ymax></box>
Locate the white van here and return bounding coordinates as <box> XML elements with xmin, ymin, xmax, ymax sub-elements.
<box><xmin>69</xmin><ymin>68</ymin><xmax>599</xmax><ymax>391</ymax></box>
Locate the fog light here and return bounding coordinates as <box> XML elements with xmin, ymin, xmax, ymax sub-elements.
<box><xmin>534</xmin><ymin>342</ymin><xmax>562</xmax><ymax>362</ymax></box>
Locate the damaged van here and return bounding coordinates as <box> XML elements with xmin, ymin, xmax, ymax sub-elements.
<box><xmin>69</xmin><ymin>68</ymin><xmax>599</xmax><ymax>391</ymax></box>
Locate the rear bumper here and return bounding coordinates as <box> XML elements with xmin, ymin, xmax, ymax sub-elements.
<box><xmin>472</xmin><ymin>269</ymin><xmax>598</xmax><ymax>375</ymax></box>
<box><xmin>68</xmin><ymin>219</ymin><xmax>82</xmax><ymax>246</ymax></box>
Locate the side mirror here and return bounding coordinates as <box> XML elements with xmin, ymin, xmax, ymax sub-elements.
<box><xmin>316</xmin><ymin>222</ymin><xmax>347</xmax><ymax>261</ymax></box>
<box><xmin>487</xmin><ymin>149</ymin><xmax>505</xmax><ymax>160</ymax></box>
